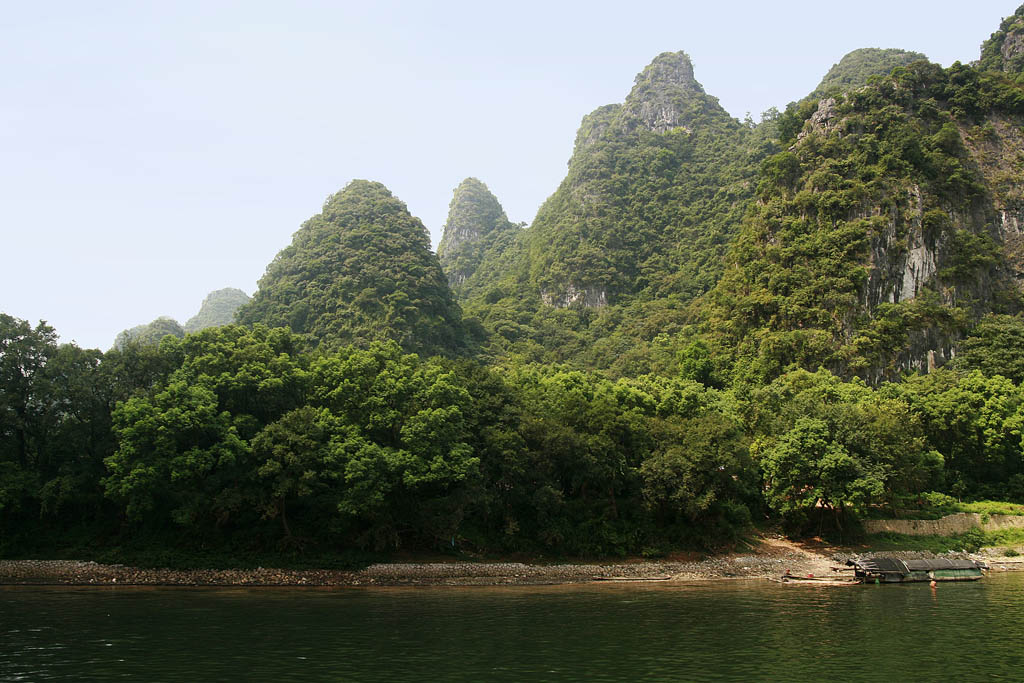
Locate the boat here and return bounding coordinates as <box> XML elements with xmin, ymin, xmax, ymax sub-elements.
<box><xmin>592</xmin><ymin>575</ymin><xmax>672</xmax><ymax>582</ymax></box>
<box><xmin>774</xmin><ymin>575</ymin><xmax>862</xmax><ymax>586</ymax></box>
<box><xmin>845</xmin><ymin>557</ymin><xmax>987</xmax><ymax>583</ymax></box>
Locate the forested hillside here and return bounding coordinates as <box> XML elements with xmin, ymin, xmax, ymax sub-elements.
<box><xmin>810</xmin><ymin>48</ymin><xmax>927</xmax><ymax>99</ymax></box>
<box><xmin>236</xmin><ymin>180</ymin><xmax>468</xmax><ymax>357</ymax></box>
<box><xmin>5</xmin><ymin>6</ymin><xmax>1024</xmax><ymax>563</ymax></box>
<box><xmin>113</xmin><ymin>316</ymin><xmax>184</xmax><ymax>350</ymax></box>
<box><xmin>701</xmin><ymin>46</ymin><xmax>1024</xmax><ymax>385</ymax></box>
<box><xmin>459</xmin><ymin>51</ymin><xmax>768</xmax><ymax>372</ymax></box>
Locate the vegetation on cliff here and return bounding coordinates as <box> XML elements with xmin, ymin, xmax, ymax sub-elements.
<box><xmin>810</xmin><ymin>48</ymin><xmax>928</xmax><ymax>99</ymax></box>
<box><xmin>436</xmin><ymin>178</ymin><xmax>522</xmax><ymax>299</ymax></box>
<box><xmin>461</xmin><ymin>51</ymin><xmax>769</xmax><ymax>373</ymax></box>
<box><xmin>979</xmin><ymin>4</ymin><xmax>1024</xmax><ymax>76</ymax></box>
<box><xmin>236</xmin><ymin>180</ymin><xmax>467</xmax><ymax>357</ymax></box>
<box><xmin>700</xmin><ymin>57</ymin><xmax>1024</xmax><ymax>385</ymax></box>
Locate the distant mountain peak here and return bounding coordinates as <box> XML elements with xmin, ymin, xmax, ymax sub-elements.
<box><xmin>235</xmin><ymin>179</ymin><xmax>466</xmax><ymax>355</ymax></box>
<box><xmin>184</xmin><ymin>287</ymin><xmax>251</xmax><ymax>333</ymax></box>
<box><xmin>630</xmin><ymin>51</ymin><xmax>703</xmax><ymax>95</ymax></box>
<box><xmin>623</xmin><ymin>51</ymin><xmax>721</xmax><ymax>133</ymax></box>
<box><xmin>811</xmin><ymin>48</ymin><xmax>928</xmax><ymax>98</ymax></box>
<box><xmin>437</xmin><ymin>178</ymin><xmax>518</xmax><ymax>293</ymax></box>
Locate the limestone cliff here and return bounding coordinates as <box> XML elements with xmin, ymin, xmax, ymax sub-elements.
<box><xmin>621</xmin><ymin>51</ymin><xmax>717</xmax><ymax>133</ymax></box>
<box><xmin>979</xmin><ymin>4</ymin><xmax>1024</xmax><ymax>73</ymax></box>
<box><xmin>703</xmin><ymin>55</ymin><xmax>1024</xmax><ymax>384</ymax></box>
<box><xmin>523</xmin><ymin>50</ymin><xmax>750</xmax><ymax>310</ymax></box>
<box><xmin>436</xmin><ymin>178</ymin><xmax>521</xmax><ymax>298</ymax></box>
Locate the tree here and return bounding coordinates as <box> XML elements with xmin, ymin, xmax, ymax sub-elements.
<box><xmin>750</xmin><ymin>369</ymin><xmax>942</xmax><ymax>525</ymax></box>
<box><xmin>309</xmin><ymin>342</ymin><xmax>479</xmax><ymax>548</ymax></box>
<box><xmin>951</xmin><ymin>315</ymin><xmax>1024</xmax><ymax>384</ymax></box>
<box><xmin>758</xmin><ymin>417</ymin><xmax>884</xmax><ymax>524</ymax></box>
<box><xmin>641</xmin><ymin>412</ymin><xmax>754</xmax><ymax>541</ymax></box>
<box><xmin>896</xmin><ymin>369</ymin><xmax>1024</xmax><ymax>499</ymax></box>
<box><xmin>105</xmin><ymin>381</ymin><xmax>250</xmax><ymax>526</ymax></box>
<box><xmin>0</xmin><ymin>315</ymin><xmax>56</xmax><ymax>515</ymax></box>
<box><xmin>251</xmin><ymin>406</ymin><xmax>344</xmax><ymax>543</ymax></box>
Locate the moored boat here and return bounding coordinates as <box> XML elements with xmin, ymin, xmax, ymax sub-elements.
<box><xmin>845</xmin><ymin>557</ymin><xmax>987</xmax><ymax>583</ymax></box>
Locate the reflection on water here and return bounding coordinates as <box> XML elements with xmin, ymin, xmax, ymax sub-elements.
<box><xmin>3</xmin><ymin>574</ymin><xmax>1024</xmax><ymax>681</ymax></box>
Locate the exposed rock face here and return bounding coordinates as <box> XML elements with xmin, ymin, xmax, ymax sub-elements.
<box><xmin>799</xmin><ymin>98</ymin><xmax>838</xmax><ymax>140</ymax></box>
<box><xmin>852</xmin><ymin>118</ymin><xmax>1018</xmax><ymax>380</ymax></box>
<box><xmin>863</xmin><ymin>185</ymin><xmax>934</xmax><ymax>307</ymax></box>
<box><xmin>622</xmin><ymin>51</ymin><xmax>714</xmax><ymax>133</ymax></box>
<box><xmin>959</xmin><ymin>114</ymin><xmax>1024</xmax><ymax>290</ymax></box>
<box><xmin>979</xmin><ymin>6</ymin><xmax>1024</xmax><ymax>72</ymax></box>
<box><xmin>184</xmin><ymin>287</ymin><xmax>251</xmax><ymax>333</ymax></box>
<box><xmin>1002</xmin><ymin>30</ymin><xmax>1024</xmax><ymax>65</ymax></box>
<box><xmin>573</xmin><ymin>104</ymin><xmax>622</xmax><ymax>154</ymax></box>
<box><xmin>541</xmin><ymin>285</ymin><xmax>608</xmax><ymax>309</ymax></box>
<box><xmin>437</xmin><ymin>178</ymin><xmax>519</xmax><ymax>294</ymax></box>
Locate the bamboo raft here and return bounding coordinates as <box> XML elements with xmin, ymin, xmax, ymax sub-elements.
<box><xmin>593</xmin><ymin>575</ymin><xmax>673</xmax><ymax>582</ymax></box>
<box><xmin>772</xmin><ymin>575</ymin><xmax>862</xmax><ymax>586</ymax></box>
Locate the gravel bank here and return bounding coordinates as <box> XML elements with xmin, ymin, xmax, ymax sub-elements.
<box><xmin>0</xmin><ymin>539</ymin><xmax>835</xmax><ymax>587</ymax></box>
<box><xmin>7</xmin><ymin>540</ymin><xmax>1007</xmax><ymax>587</ymax></box>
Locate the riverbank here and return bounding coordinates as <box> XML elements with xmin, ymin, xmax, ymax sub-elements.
<box><xmin>0</xmin><ymin>537</ymin><xmax>835</xmax><ymax>586</ymax></box>
<box><xmin>3</xmin><ymin>536</ymin><xmax>1015</xmax><ymax>587</ymax></box>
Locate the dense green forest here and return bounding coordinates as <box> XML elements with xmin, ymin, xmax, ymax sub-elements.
<box><xmin>5</xmin><ymin>6</ymin><xmax>1024</xmax><ymax>562</ymax></box>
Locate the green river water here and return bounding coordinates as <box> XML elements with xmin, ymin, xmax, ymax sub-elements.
<box><xmin>3</xmin><ymin>572</ymin><xmax>1024</xmax><ymax>681</ymax></box>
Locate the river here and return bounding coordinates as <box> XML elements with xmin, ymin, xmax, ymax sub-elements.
<box><xmin>3</xmin><ymin>572</ymin><xmax>1024</xmax><ymax>681</ymax></box>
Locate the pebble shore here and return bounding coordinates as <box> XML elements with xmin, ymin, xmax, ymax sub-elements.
<box><xmin>3</xmin><ymin>543</ymin><xmax>1008</xmax><ymax>588</ymax></box>
<box><xmin>0</xmin><ymin>539</ymin><xmax>836</xmax><ymax>587</ymax></box>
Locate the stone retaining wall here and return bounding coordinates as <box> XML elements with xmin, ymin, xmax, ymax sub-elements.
<box><xmin>864</xmin><ymin>512</ymin><xmax>1024</xmax><ymax>536</ymax></box>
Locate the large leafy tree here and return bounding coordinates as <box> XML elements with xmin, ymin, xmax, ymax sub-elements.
<box><xmin>951</xmin><ymin>314</ymin><xmax>1024</xmax><ymax>384</ymax></box>
<box><xmin>251</xmin><ymin>406</ymin><xmax>344</xmax><ymax>543</ymax></box>
<box><xmin>750</xmin><ymin>369</ymin><xmax>942</xmax><ymax>525</ymax></box>
<box><xmin>895</xmin><ymin>369</ymin><xmax>1024</xmax><ymax>499</ymax></box>
<box><xmin>105</xmin><ymin>380</ymin><xmax>251</xmax><ymax>525</ymax></box>
<box><xmin>309</xmin><ymin>342</ymin><xmax>479</xmax><ymax>548</ymax></box>
<box><xmin>0</xmin><ymin>315</ymin><xmax>56</xmax><ymax>514</ymax></box>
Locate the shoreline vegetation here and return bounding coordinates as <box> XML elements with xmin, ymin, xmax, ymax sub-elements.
<box><xmin>4</xmin><ymin>536</ymin><xmax>1022</xmax><ymax>588</ymax></box>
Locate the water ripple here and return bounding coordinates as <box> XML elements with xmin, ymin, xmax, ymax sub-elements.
<box><xmin>2</xmin><ymin>575</ymin><xmax>1023</xmax><ymax>680</ymax></box>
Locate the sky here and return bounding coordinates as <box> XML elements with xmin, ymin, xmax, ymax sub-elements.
<box><xmin>1</xmin><ymin>0</ymin><xmax>1018</xmax><ymax>350</ymax></box>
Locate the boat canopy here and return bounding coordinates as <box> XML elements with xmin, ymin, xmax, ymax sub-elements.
<box><xmin>847</xmin><ymin>557</ymin><xmax>982</xmax><ymax>573</ymax></box>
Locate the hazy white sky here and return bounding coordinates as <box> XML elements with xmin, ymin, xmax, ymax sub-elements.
<box><xmin>1</xmin><ymin>1</ymin><xmax>1017</xmax><ymax>349</ymax></box>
